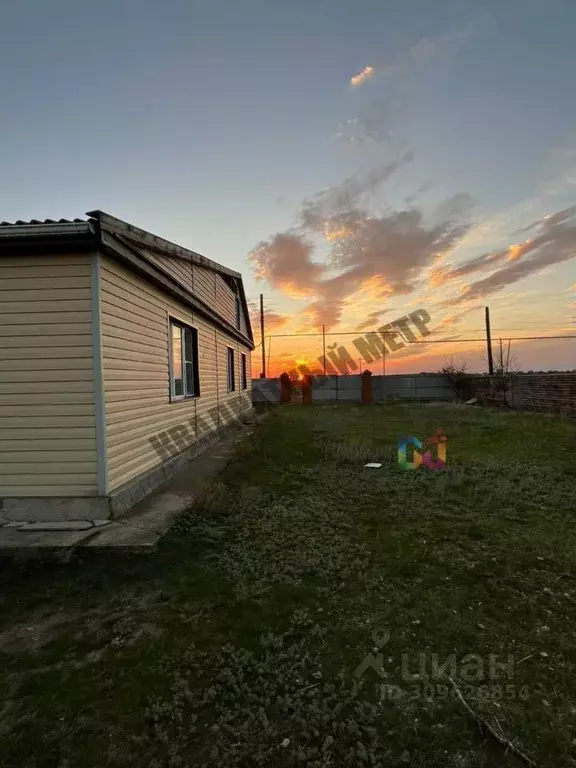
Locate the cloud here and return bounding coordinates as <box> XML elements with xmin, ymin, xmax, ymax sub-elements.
<box><xmin>350</xmin><ymin>66</ymin><xmax>374</xmax><ymax>87</ymax></box>
<box><xmin>355</xmin><ymin>310</ymin><xmax>386</xmax><ymax>332</ymax></box>
<box><xmin>428</xmin><ymin>248</ymin><xmax>509</xmax><ymax>286</ymax></box>
<box><xmin>248</xmin><ymin>301</ymin><xmax>289</xmax><ymax>333</ymax></box>
<box><xmin>347</xmin><ymin>25</ymin><xmax>475</xmax><ymax>92</ymax></box>
<box><xmin>442</xmin><ymin>205</ymin><xmax>576</xmax><ymax>306</ymax></box>
<box><xmin>299</xmin><ymin>153</ymin><xmax>414</xmax><ymax>236</ymax></box>
<box><xmin>348</xmin><ymin>40</ymin><xmax>435</xmax><ymax>89</ymax></box>
<box><xmin>249</xmin><ymin>233</ymin><xmax>323</xmax><ymax>299</ymax></box>
<box><xmin>250</xmin><ymin>156</ymin><xmax>473</xmax><ymax>330</ymax></box>
<box><xmin>430</xmin><ymin>307</ymin><xmax>481</xmax><ymax>335</ymax></box>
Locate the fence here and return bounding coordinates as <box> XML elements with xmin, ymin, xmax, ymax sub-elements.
<box><xmin>465</xmin><ymin>373</ymin><xmax>576</xmax><ymax>415</ymax></box>
<box><xmin>252</xmin><ymin>371</ymin><xmax>576</xmax><ymax>415</ymax></box>
<box><xmin>252</xmin><ymin>373</ymin><xmax>454</xmax><ymax>404</ymax></box>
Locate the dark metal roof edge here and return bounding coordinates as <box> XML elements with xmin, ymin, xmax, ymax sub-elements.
<box><xmin>0</xmin><ymin>220</ymin><xmax>94</xmax><ymax>239</ymax></box>
<box><xmin>86</xmin><ymin>209</ymin><xmax>242</xmax><ymax>280</ymax></box>
<box><xmin>0</xmin><ymin>217</ymin><xmax>86</xmax><ymax>226</ymax></box>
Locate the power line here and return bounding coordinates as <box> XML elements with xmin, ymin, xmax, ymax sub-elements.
<box><xmin>267</xmin><ymin>331</ymin><xmax>576</xmax><ymax>340</ymax></box>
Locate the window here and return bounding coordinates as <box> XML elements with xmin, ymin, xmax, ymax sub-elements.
<box><xmin>170</xmin><ymin>320</ymin><xmax>199</xmax><ymax>399</ymax></box>
<box><xmin>241</xmin><ymin>353</ymin><xmax>247</xmax><ymax>390</ymax></box>
<box><xmin>227</xmin><ymin>347</ymin><xmax>235</xmax><ymax>391</ymax></box>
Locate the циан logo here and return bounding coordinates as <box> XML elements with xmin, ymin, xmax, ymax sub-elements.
<box><xmin>397</xmin><ymin>428</ymin><xmax>447</xmax><ymax>470</ymax></box>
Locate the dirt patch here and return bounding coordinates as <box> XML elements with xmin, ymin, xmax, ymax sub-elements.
<box><xmin>0</xmin><ymin>611</ymin><xmax>74</xmax><ymax>652</ymax></box>
<box><xmin>0</xmin><ymin>585</ymin><xmax>166</xmax><ymax>654</ymax></box>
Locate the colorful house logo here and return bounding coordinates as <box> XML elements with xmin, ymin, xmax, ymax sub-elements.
<box><xmin>397</xmin><ymin>428</ymin><xmax>447</xmax><ymax>470</ymax></box>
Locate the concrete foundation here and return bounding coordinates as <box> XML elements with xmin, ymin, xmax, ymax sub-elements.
<box><xmin>0</xmin><ymin>496</ymin><xmax>109</xmax><ymax>523</ymax></box>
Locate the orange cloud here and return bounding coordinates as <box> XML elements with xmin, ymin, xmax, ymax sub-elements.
<box><xmin>350</xmin><ymin>65</ymin><xmax>374</xmax><ymax>87</ymax></box>
<box><xmin>248</xmin><ymin>300</ymin><xmax>292</xmax><ymax>334</ymax></box>
<box><xmin>507</xmin><ymin>240</ymin><xmax>532</xmax><ymax>261</ymax></box>
<box><xmin>356</xmin><ymin>275</ymin><xmax>391</xmax><ymax>299</ymax></box>
<box><xmin>323</xmin><ymin>222</ymin><xmax>354</xmax><ymax>241</ymax></box>
<box><xmin>443</xmin><ymin>204</ymin><xmax>576</xmax><ymax>306</ymax></box>
<box><xmin>277</xmin><ymin>281</ymin><xmax>317</xmax><ymax>299</ymax></box>
<box><xmin>428</xmin><ymin>266</ymin><xmax>450</xmax><ymax>287</ymax></box>
<box><xmin>248</xmin><ymin>233</ymin><xmax>323</xmax><ymax>299</ymax></box>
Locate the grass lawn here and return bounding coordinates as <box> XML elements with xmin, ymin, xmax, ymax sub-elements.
<box><xmin>1</xmin><ymin>403</ymin><xmax>576</xmax><ymax>767</ymax></box>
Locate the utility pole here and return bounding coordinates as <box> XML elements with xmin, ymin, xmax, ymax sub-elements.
<box><xmin>485</xmin><ymin>306</ymin><xmax>494</xmax><ymax>375</ymax></box>
<box><xmin>382</xmin><ymin>331</ymin><xmax>386</xmax><ymax>376</ymax></box>
<box><xmin>322</xmin><ymin>324</ymin><xmax>326</xmax><ymax>375</ymax></box>
<box><xmin>259</xmin><ymin>294</ymin><xmax>266</xmax><ymax>378</ymax></box>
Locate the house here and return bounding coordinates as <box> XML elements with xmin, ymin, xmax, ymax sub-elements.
<box><xmin>0</xmin><ymin>210</ymin><xmax>254</xmax><ymax>522</ymax></box>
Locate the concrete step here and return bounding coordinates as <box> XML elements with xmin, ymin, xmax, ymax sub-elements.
<box><xmin>18</xmin><ymin>521</ymin><xmax>98</xmax><ymax>532</ymax></box>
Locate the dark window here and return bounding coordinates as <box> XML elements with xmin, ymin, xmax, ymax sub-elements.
<box><xmin>170</xmin><ymin>320</ymin><xmax>199</xmax><ymax>399</ymax></box>
<box><xmin>227</xmin><ymin>347</ymin><xmax>235</xmax><ymax>391</ymax></box>
<box><xmin>241</xmin><ymin>353</ymin><xmax>247</xmax><ymax>389</ymax></box>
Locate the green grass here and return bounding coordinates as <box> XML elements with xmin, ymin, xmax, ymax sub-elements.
<box><xmin>1</xmin><ymin>403</ymin><xmax>575</xmax><ymax>767</ymax></box>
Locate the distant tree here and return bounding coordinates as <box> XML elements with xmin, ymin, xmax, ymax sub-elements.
<box><xmin>438</xmin><ymin>358</ymin><xmax>469</xmax><ymax>400</ymax></box>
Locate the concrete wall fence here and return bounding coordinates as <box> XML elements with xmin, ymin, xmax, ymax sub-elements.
<box><xmin>252</xmin><ymin>373</ymin><xmax>454</xmax><ymax>404</ymax></box>
<box><xmin>252</xmin><ymin>371</ymin><xmax>576</xmax><ymax>415</ymax></box>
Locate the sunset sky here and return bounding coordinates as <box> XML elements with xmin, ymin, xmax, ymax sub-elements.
<box><xmin>1</xmin><ymin>0</ymin><xmax>575</xmax><ymax>376</ymax></box>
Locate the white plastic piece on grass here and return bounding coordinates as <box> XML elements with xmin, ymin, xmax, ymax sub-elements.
<box><xmin>364</xmin><ymin>462</ymin><xmax>382</xmax><ymax>468</ymax></box>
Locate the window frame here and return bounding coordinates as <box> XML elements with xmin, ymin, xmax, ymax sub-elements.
<box><xmin>227</xmin><ymin>346</ymin><xmax>236</xmax><ymax>392</ymax></box>
<box><xmin>169</xmin><ymin>318</ymin><xmax>200</xmax><ymax>401</ymax></box>
<box><xmin>241</xmin><ymin>353</ymin><xmax>247</xmax><ymax>390</ymax></box>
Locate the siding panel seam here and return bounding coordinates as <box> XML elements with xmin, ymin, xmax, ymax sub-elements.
<box><xmin>92</xmin><ymin>253</ymin><xmax>109</xmax><ymax>495</ymax></box>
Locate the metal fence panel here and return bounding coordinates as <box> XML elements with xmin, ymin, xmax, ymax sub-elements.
<box><xmin>252</xmin><ymin>378</ymin><xmax>281</xmax><ymax>402</ymax></box>
<box><xmin>252</xmin><ymin>374</ymin><xmax>453</xmax><ymax>403</ymax></box>
<box><xmin>312</xmin><ymin>375</ymin><xmax>339</xmax><ymax>402</ymax></box>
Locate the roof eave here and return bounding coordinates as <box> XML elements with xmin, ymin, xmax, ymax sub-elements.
<box><xmin>0</xmin><ymin>221</ymin><xmax>98</xmax><ymax>254</ymax></box>
<box><xmin>0</xmin><ymin>221</ymin><xmax>94</xmax><ymax>239</ymax></box>
<box><xmin>86</xmin><ymin>209</ymin><xmax>242</xmax><ymax>280</ymax></box>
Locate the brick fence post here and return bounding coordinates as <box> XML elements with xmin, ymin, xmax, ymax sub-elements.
<box><xmin>361</xmin><ymin>370</ymin><xmax>373</xmax><ymax>404</ymax></box>
<box><xmin>302</xmin><ymin>374</ymin><xmax>313</xmax><ymax>405</ymax></box>
<box><xmin>280</xmin><ymin>372</ymin><xmax>292</xmax><ymax>404</ymax></box>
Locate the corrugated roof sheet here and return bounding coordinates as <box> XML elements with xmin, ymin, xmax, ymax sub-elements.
<box><xmin>0</xmin><ymin>218</ymin><xmax>86</xmax><ymax>226</ymax></box>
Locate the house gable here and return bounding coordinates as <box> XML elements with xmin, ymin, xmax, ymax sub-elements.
<box><xmin>86</xmin><ymin>210</ymin><xmax>254</xmax><ymax>348</ymax></box>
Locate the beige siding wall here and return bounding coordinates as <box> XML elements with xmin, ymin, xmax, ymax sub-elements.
<box><xmin>140</xmin><ymin>247</ymin><xmax>194</xmax><ymax>294</ymax></box>
<box><xmin>239</xmin><ymin>304</ymin><xmax>248</xmax><ymax>337</ymax></box>
<box><xmin>214</xmin><ymin>273</ymin><xmax>237</xmax><ymax>327</ymax></box>
<box><xmin>0</xmin><ymin>255</ymin><xmax>98</xmax><ymax>497</ymax></box>
<box><xmin>133</xmin><ymin>248</ymin><xmax>244</xmax><ymax>332</ymax></box>
<box><xmin>193</xmin><ymin>264</ymin><xmax>216</xmax><ymax>307</ymax></box>
<box><xmin>99</xmin><ymin>256</ymin><xmax>252</xmax><ymax>493</ymax></box>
